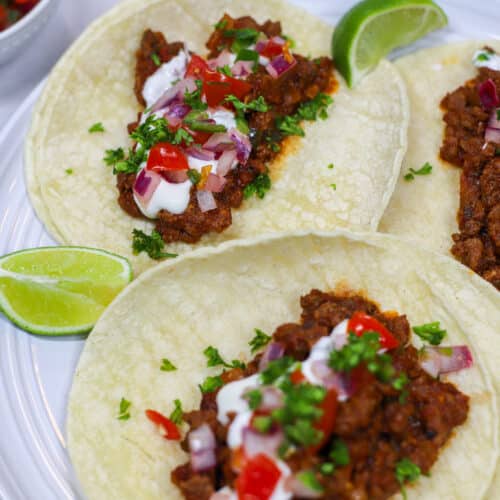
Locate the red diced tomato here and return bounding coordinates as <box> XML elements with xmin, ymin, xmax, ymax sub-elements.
<box><xmin>312</xmin><ymin>388</ymin><xmax>337</xmax><ymax>451</ymax></box>
<box><xmin>185</xmin><ymin>54</ymin><xmax>210</xmax><ymax>79</ymax></box>
<box><xmin>290</xmin><ymin>369</ymin><xmax>305</xmax><ymax>384</ymax></box>
<box><xmin>145</xmin><ymin>409</ymin><xmax>181</xmax><ymax>440</ymax></box>
<box><xmin>146</xmin><ymin>142</ymin><xmax>189</xmax><ymax>172</ymax></box>
<box><xmin>347</xmin><ymin>312</ymin><xmax>399</xmax><ymax>350</ymax></box>
<box><xmin>259</xmin><ymin>39</ymin><xmax>284</xmax><ymax>58</ymax></box>
<box><xmin>236</xmin><ymin>453</ymin><xmax>282</xmax><ymax>500</ymax></box>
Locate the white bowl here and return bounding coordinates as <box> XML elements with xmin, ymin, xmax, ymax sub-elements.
<box><xmin>0</xmin><ymin>0</ymin><xmax>60</xmax><ymax>65</ymax></box>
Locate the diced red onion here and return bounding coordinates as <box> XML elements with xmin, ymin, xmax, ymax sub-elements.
<box><xmin>310</xmin><ymin>360</ymin><xmax>355</xmax><ymax>400</ymax></box>
<box><xmin>196</xmin><ymin>190</ymin><xmax>217</xmax><ymax>212</ymax></box>
<box><xmin>265</xmin><ymin>54</ymin><xmax>296</xmax><ymax>79</ymax></box>
<box><xmin>133</xmin><ymin>169</ymin><xmax>162</xmax><ymax>205</ymax></box>
<box><xmin>185</xmin><ymin>146</ymin><xmax>216</xmax><ymax>161</ymax></box>
<box><xmin>229</xmin><ymin>128</ymin><xmax>252</xmax><ymax>163</ymax></box>
<box><xmin>207</xmin><ymin>50</ymin><xmax>233</xmax><ymax>70</ymax></box>
<box><xmin>488</xmin><ymin>108</ymin><xmax>500</xmax><ymax>128</ymax></box>
<box><xmin>232</xmin><ymin>60</ymin><xmax>253</xmax><ymax>78</ymax></box>
<box><xmin>259</xmin><ymin>386</ymin><xmax>284</xmax><ymax>411</ymax></box>
<box><xmin>419</xmin><ymin>345</ymin><xmax>473</xmax><ymax>378</ymax></box>
<box><xmin>217</xmin><ymin>149</ymin><xmax>238</xmax><ymax>176</ymax></box>
<box><xmin>255</xmin><ymin>36</ymin><xmax>285</xmax><ymax>54</ymax></box>
<box><xmin>167</xmin><ymin>102</ymin><xmax>191</xmax><ymax>119</ymax></box>
<box><xmin>189</xmin><ymin>424</ymin><xmax>217</xmax><ymax>472</ymax></box>
<box><xmin>479</xmin><ymin>79</ymin><xmax>500</xmax><ymax>110</ymax></box>
<box><xmin>485</xmin><ymin>127</ymin><xmax>500</xmax><ymax>143</ymax></box>
<box><xmin>151</xmin><ymin>78</ymin><xmax>197</xmax><ymax>112</ymax></box>
<box><xmin>203</xmin><ymin>132</ymin><xmax>235</xmax><ymax>152</ymax></box>
<box><xmin>242</xmin><ymin>426</ymin><xmax>284</xmax><ymax>458</ymax></box>
<box><xmin>258</xmin><ymin>342</ymin><xmax>285</xmax><ymax>371</ymax></box>
<box><xmin>204</xmin><ymin>173</ymin><xmax>227</xmax><ymax>193</ymax></box>
<box><xmin>160</xmin><ymin>169</ymin><xmax>189</xmax><ymax>183</ymax></box>
<box><xmin>285</xmin><ymin>475</ymin><xmax>323</xmax><ymax>498</ymax></box>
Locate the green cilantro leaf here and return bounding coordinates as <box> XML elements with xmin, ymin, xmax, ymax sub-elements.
<box><xmin>330</xmin><ymin>439</ymin><xmax>350</xmax><ymax>466</ymax></box>
<box><xmin>224</xmin><ymin>94</ymin><xmax>269</xmax><ymax>113</ymax></box>
<box><xmin>249</xmin><ymin>328</ymin><xmax>272</xmax><ymax>353</ymax></box>
<box><xmin>244</xmin><ymin>389</ymin><xmax>263</xmax><ymax>410</ymax></box>
<box><xmin>395</xmin><ymin>458</ymin><xmax>421</xmax><ymax>500</ymax></box>
<box><xmin>404</xmin><ymin>162</ymin><xmax>433</xmax><ymax>181</ymax></box>
<box><xmin>260</xmin><ymin>357</ymin><xmax>295</xmax><ymax>385</ymax></box>
<box><xmin>203</xmin><ymin>346</ymin><xmax>245</xmax><ymax>369</ymax></box>
<box><xmin>132</xmin><ymin>229</ymin><xmax>178</xmax><ymax>260</ymax></box>
<box><xmin>199</xmin><ymin>375</ymin><xmax>224</xmax><ymax>393</ymax></box>
<box><xmin>88</xmin><ymin>122</ymin><xmax>105</xmax><ymax>133</ymax></box>
<box><xmin>223</xmin><ymin>28</ymin><xmax>259</xmax><ymax>43</ymax></box>
<box><xmin>297</xmin><ymin>471</ymin><xmax>324</xmax><ymax>493</ymax></box>
<box><xmin>330</xmin><ymin>183</ymin><xmax>337</xmax><ymax>190</ymax></box>
<box><xmin>277</xmin><ymin>115</ymin><xmax>304</xmax><ymax>137</ymax></box>
<box><xmin>151</xmin><ymin>53</ymin><xmax>161</xmax><ymax>67</ymax></box>
<box><xmin>392</xmin><ymin>373</ymin><xmax>409</xmax><ymax>391</ymax></box>
<box><xmin>169</xmin><ymin>399</ymin><xmax>183</xmax><ymax>425</ymax></box>
<box><xmin>252</xmin><ymin>415</ymin><xmax>273</xmax><ymax>433</ymax></box>
<box><xmin>320</xmin><ymin>462</ymin><xmax>335</xmax><ymax>475</ymax></box>
<box><xmin>296</xmin><ymin>93</ymin><xmax>333</xmax><ymax>121</ymax></box>
<box><xmin>214</xmin><ymin>18</ymin><xmax>228</xmax><ymax>30</ymax></box>
<box><xmin>117</xmin><ymin>398</ymin><xmax>131</xmax><ymax>420</ymax></box>
<box><xmin>187</xmin><ymin>169</ymin><xmax>201</xmax><ymax>185</ymax></box>
<box><xmin>160</xmin><ymin>358</ymin><xmax>177</xmax><ymax>372</ymax></box>
<box><xmin>65</xmin><ymin>168</ymin><xmax>74</xmax><ymax>175</ymax></box>
<box><xmin>217</xmin><ymin>65</ymin><xmax>233</xmax><ymax>77</ymax></box>
<box><xmin>236</xmin><ymin>48</ymin><xmax>259</xmax><ymax>64</ymax></box>
<box><xmin>327</xmin><ymin>163</ymin><xmax>334</xmax><ymax>169</ymax></box>
<box><xmin>184</xmin><ymin>79</ymin><xmax>208</xmax><ymax>111</ymax></box>
<box><xmin>412</xmin><ymin>321</ymin><xmax>447</xmax><ymax>345</ymax></box>
<box><xmin>103</xmin><ymin>147</ymin><xmax>125</xmax><ymax>167</ymax></box>
<box><xmin>243</xmin><ymin>173</ymin><xmax>271</xmax><ymax>199</ymax></box>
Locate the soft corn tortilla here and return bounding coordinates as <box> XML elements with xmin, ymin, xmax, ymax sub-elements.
<box><xmin>67</xmin><ymin>230</ymin><xmax>499</xmax><ymax>500</ymax></box>
<box><xmin>380</xmin><ymin>40</ymin><xmax>500</xmax><ymax>259</ymax></box>
<box><xmin>25</xmin><ymin>0</ymin><xmax>408</xmax><ymax>274</ymax></box>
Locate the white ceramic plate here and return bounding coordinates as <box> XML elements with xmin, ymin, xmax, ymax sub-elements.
<box><xmin>0</xmin><ymin>1</ymin><xmax>499</xmax><ymax>499</ymax></box>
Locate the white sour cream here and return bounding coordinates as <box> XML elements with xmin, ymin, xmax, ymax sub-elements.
<box><xmin>227</xmin><ymin>412</ymin><xmax>252</xmax><ymax>449</ymax></box>
<box><xmin>216</xmin><ymin>373</ymin><xmax>259</xmax><ymax>425</ymax></box>
<box><xmin>187</xmin><ymin>156</ymin><xmax>219</xmax><ymax>173</ymax></box>
<box><xmin>473</xmin><ymin>49</ymin><xmax>500</xmax><ymax>71</ymax></box>
<box><xmin>133</xmin><ymin>174</ymin><xmax>191</xmax><ymax>218</ymax></box>
<box><xmin>142</xmin><ymin>50</ymin><xmax>189</xmax><ymax>107</ymax></box>
<box><xmin>210</xmin><ymin>108</ymin><xmax>237</xmax><ymax>130</ymax></box>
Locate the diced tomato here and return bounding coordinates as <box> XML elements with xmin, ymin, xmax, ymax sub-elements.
<box><xmin>236</xmin><ymin>453</ymin><xmax>282</xmax><ymax>500</ymax></box>
<box><xmin>185</xmin><ymin>54</ymin><xmax>210</xmax><ymax>79</ymax></box>
<box><xmin>146</xmin><ymin>142</ymin><xmax>189</xmax><ymax>173</ymax></box>
<box><xmin>145</xmin><ymin>409</ymin><xmax>181</xmax><ymax>440</ymax></box>
<box><xmin>202</xmin><ymin>71</ymin><xmax>251</xmax><ymax>107</ymax></box>
<box><xmin>290</xmin><ymin>369</ymin><xmax>305</xmax><ymax>384</ymax></box>
<box><xmin>259</xmin><ymin>39</ymin><xmax>285</xmax><ymax>58</ymax></box>
<box><xmin>348</xmin><ymin>312</ymin><xmax>399</xmax><ymax>350</ymax></box>
<box><xmin>188</xmin><ymin>128</ymin><xmax>213</xmax><ymax>145</ymax></box>
<box><xmin>311</xmin><ymin>389</ymin><xmax>337</xmax><ymax>452</ymax></box>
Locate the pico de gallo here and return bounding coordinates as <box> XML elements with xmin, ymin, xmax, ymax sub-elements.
<box><xmin>156</xmin><ymin>290</ymin><xmax>473</xmax><ymax>499</ymax></box>
<box><xmin>103</xmin><ymin>14</ymin><xmax>336</xmax><ymax>252</ymax></box>
<box><xmin>0</xmin><ymin>0</ymin><xmax>39</xmax><ymax>31</ymax></box>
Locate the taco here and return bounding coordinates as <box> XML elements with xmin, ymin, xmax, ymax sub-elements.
<box><xmin>25</xmin><ymin>0</ymin><xmax>408</xmax><ymax>274</ymax></box>
<box><xmin>67</xmin><ymin>231</ymin><xmax>499</xmax><ymax>499</ymax></box>
<box><xmin>380</xmin><ymin>41</ymin><xmax>500</xmax><ymax>290</ymax></box>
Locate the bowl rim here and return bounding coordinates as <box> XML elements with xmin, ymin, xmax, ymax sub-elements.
<box><xmin>0</xmin><ymin>0</ymin><xmax>54</xmax><ymax>41</ymax></box>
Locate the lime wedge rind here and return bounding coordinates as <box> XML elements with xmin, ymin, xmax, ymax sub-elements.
<box><xmin>0</xmin><ymin>246</ymin><xmax>132</xmax><ymax>336</ymax></box>
<box><xmin>332</xmin><ymin>0</ymin><xmax>448</xmax><ymax>87</ymax></box>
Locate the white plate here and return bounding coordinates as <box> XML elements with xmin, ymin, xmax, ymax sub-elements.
<box><xmin>0</xmin><ymin>1</ymin><xmax>499</xmax><ymax>499</ymax></box>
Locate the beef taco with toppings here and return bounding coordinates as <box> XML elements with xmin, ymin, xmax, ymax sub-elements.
<box><xmin>380</xmin><ymin>41</ymin><xmax>500</xmax><ymax>291</ymax></box>
<box><xmin>67</xmin><ymin>231</ymin><xmax>499</xmax><ymax>500</ymax></box>
<box><xmin>25</xmin><ymin>0</ymin><xmax>408</xmax><ymax>273</ymax></box>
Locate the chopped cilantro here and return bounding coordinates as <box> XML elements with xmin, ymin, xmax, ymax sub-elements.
<box><xmin>203</xmin><ymin>346</ymin><xmax>245</xmax><ymax>369</ymax></box>
<box><xmin>88</xmin><ymin>122</ymin><xmax>105</xmax><ymax>133</ymax></box>
<box><xmin>399</xmin><ymin>388</ymin><xmax>409</xmax><ymax>405</ymax></box>
<box><xmin>151</xmin><ymin>52</ymin><xmax>161</xmax><ymax>67</ymax></box>
<box><xmin>225</xmin><ymin>95</ymin><xmax>269</xmax><ymax>113</ymax></box>
<box><xmin>160</xmin><ymin>358</ymin><xmax>177</xmax><ymax>372</ymax></box>
<box><xmin>169</xmin><ymin>399</ymin><xmax>183</xmax><ymax>425</ymax></box>
<box><xmin>184</xmin><ymin>80</ymin><xmax>208</xmax><ymax>111</ymax></box>
<box><xmin>296</xmin><ymin>93</ymin><xmax>333</xmax><ymax>121</ymax></box>
<box><xmin>277</xmin><ymin>115</ymin><xmax>304</xmax><ymax>137</ymax></box>
<box><xmin>214</xmin><ymin>18</ymin><xmax>228</xmax><ymax>30</ymax></box>
<box><xmin>187</xmin><ymin>169</ymin><xmax>201</xmax><ymax>185</ymax></box>
<box><xmin>497</xmin><ymin>109</ymin><xmax>500</xmax><ymax>121</ymax></box>
<box><xmin>243</xmin><ymin>173</ymin><xmax>271</xmax><ymax>199</ymax></box>
<box><xmin>236</xmin><ymin>116</ymin><xmax>250</xmax><ymax>134</ymax></box>
<box><xmin>404</xmin><ymin>162</ymin><xmax>433</xmax><ymax>181</ymax></box>
<box><xmin>236</xmin><ymin>48</ymin><xmax>259</xmax><ymax>64</ymax></box>
<box><xmin>244</xmin><ymin>389</ymin><xmax>263</xmax><ymax>410</ymax></box>
<box><xmin>223</xmin><ymin>28</ymin><xmax>259</xmax><ymax>42</ymax></box>
<box><xmin>103</xmin><ymin>147</ymin><xmax>125</xmax><ymax>167</ymax></box>
<box><xmin>266</xmin><ymin>137</ymin><xmax>281</xmax><ymax>153</ymax></box>
<box><xmin>412</xmin><ymin>321</ymin><xmax>447</xmax><ymax>345</ymax></box>
<box><xmin>476</xmin><ymin>52</ymin><xmax>491</xmax><ymax>62</ymax></box>
<box><xmin>330</xmin><ymin>439</ymin><xmax>350</xmax><ymax>466</ymax></box>
<box><xmin>183</xmin><ymin>111</ymin><xmax>227</xmax><ymax>133</ymax></box>
<box><xmin>172</xmin><ymin>128</ymin><xmax>194</xmax><ymax>146</ymax></box>
<box><xmin>330</xmin><ymin>183</ymin><xmax>337</xmax><ymax>190</ymax></box>
<box><xmin>252</xmin><ymin>415</ymin><xmax>273</xmax><ymax>433</ymax></box>
<box><xmin>117</xmin><ymin>398</ymin><xmax>131</xmax><ymax>420</ymax></box>
<box><xmin>320</xmin><ymin>462</ymin><xmax>335</xmax><ymax>475</ymax></box>
<box><xmin>199</xmin><ymin>375</ymin><xmax>224</xmax><ymax>393</ymax></box>
<box><xmin>392</xmin><ymin>373</ymin><xmax>409</xmax><ymax>391</ymax></box>
<box><xmin>217</xmin><ymin>64</ymin><xmax>233</xmax><ymax>77</ymax></box>
<box><xmin>65</xmin><ymin>168</ymin><xmax>73</xmax><ymax>175</ymax></box>
<box><xmin>132</xmin><ymin>229</ymin><xmax>178</xmax><ymax>260</ymax></box>
<box><xmin>249</xmin><ymin>328</ymin><xmax>272</xmax><ymax>354</ymax></box>
<box><xmin>327</xmin><ymin>163</ymin><xmax>334</xmax><ymax>169</ymax></box>
<box><xmin>395</xmin><ymin>458</ymin><xmax>421</xmax><ymax>500</ymax></box>
<box><xmin>297</xmin><ymin>471</ymin><xmax>324</xmax><ymax>493</ymax></box>
<box><xmin>260</xmin><ymin>356</ymin><xmax>295</xmax><ymax>385</ymax></box>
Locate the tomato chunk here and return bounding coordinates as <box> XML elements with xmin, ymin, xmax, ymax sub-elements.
<box><xmin>312</xmin><ymin>388</ymin><xmax>337</xmax><ymax>451</ymax></box>
<box><xmin>236</xmin><ymin>453</ymin><xmax>281</xmax><ymax>500</ymax></box>
<box><xmin>185</xmin><ymin>54</ymin><xmax>210</xmax><ymax>79</ymax></box>
<box><xmin>348</xmin><ymin>312</ymin><xmax>399</xmax><ymax>350</ymax></box>
<box><xmin>145</xmin><ymin>409</ymin><xmax>181</xmax><ymax>440</ymax></box>
<box><xmin>259</xmin><ymin>39</ymin><xmax>285</xmax><ymax>58</ymax></box>
<box><xmin>146</xmin><ymin>142</ymin><xmax>189</xmax><ymax>172</ymax></box>
<box><xmin>202</xmin><ymin>71</ymin><xmax>251</xmax><ymax>107</ymax></box>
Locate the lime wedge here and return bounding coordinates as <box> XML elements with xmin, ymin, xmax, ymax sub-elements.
<box><xmin>0</xmin><ymin>247</ymin><xmax>132</xmax><ymax>335</ymax></box>
<box><xmin>332</xmin><ymin>0</ymin><xmax>448</xmax><ymax>87</ymax></box>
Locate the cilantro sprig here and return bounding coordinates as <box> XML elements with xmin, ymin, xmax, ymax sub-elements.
<box><xmin>117</xmin><ymin>398</ymin><xmax>131</xmax><ymax>421</ymax></box>
<box><xmin>199</xmin><ymin>375</ymin><xmax>224</xmax><ymax>394</ymax></box>
<box><xmin>412</xmin><ymin>321</ymin><xmax>447</xmax><ymax>345</ymax></box>
<box><xmin>169</xmin><ymin>399</ymin><xmax>183</xmax><ymax>425</ymax></box>
<box><xmin>395</xmin><ymin>458</ymin><xmax>421</xmax><ymax>500</ymax></box>
<box><xmin>132</xmin><ymin>229</ymin><xmax>178</xmax><ymax>260</ymax></box>
<box><xmin>88</xmin><ymin>122</ymin><xmax>105</xmax><ymax>133</ymax></box>
<box><xmin>249</xmin><ymin>328</ymin><xmax>272</xmax><ymax>353</ymax></box>
<box><xmin>203</xmin><ymin>346</ymin><xmax>246</xmax><ymax>369</ymax></box>
<box><xmin>243</xmin><ymin>173</ymin><xmax>271</xmax><ymax>199</ymax></box>
<box><xmin>404</xmin><ymin>162</ymin><xmax>433</xmax><ymax>181</ymax></box>
<box><xmin>160</xmin><ymin>358</ymin><xmax>177</xmax><ymax>372</ymax></box>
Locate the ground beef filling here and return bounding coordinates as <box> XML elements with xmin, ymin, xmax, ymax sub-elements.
<box><xmin>171</xmin><ymin>290</ymin><xmax>469</xmax><ymax>500</ymax></box>
<box><xmin>117</xmin><ymin>17</ymin><xmax>336</xmax><ymax>244</ymax></box>
<box><xmin>440</xmin><ymin>66</ymin><xmax>500</xmax><ymax>289</ymax></box>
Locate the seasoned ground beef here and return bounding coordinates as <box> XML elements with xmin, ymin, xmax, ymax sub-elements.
<box><xmin>440</xmin><ymin>65</ymin><xmax>500</xmax><ymax>289</ymax></box>
<box><xmin>117</xmin><ymin>16</ymin><xmax>336</xmax><ymax>245</ymax></box>
<box><xmin>171</xmin><ymin>290</ymin><xmax>469</xmax><ymax>500</ymax></box>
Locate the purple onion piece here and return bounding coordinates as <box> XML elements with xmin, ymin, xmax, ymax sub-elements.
<box><xmin>134</xmin><ymin>169</ymin><xmax>151</xmax><ymax>196</ymax></box>
<box><xmin>203</xmin><ymin>132</ymin><xmax>234</xmax><ymax>152</ymax></box>
<box><xmin>419</xmin><ymin>345</ymin><xmax>473</xmax><ymax>378</ymax></box>
<box><xmin>196</xmin><ymin>190</ymin><xmax>217</xmax><ymax>212</ymax></box>
<box><xmin>242</xmin><ymin>426</ymin><xmax>284</xmax><ymax>458</ymax></box>
<box><xmin>479</xmin><ymin>79</ymin><xmax>500</xmax><ymax>110</ymax></box>
<box><xmin>229</xmin><ymin>128</ymin><xmax>252</xmax><ymax>163</ymax></box>
<box><xmin>485</xmin><ymin>127</ymin><xmax>500</xmax><ymax>144</ymax></box>
<box><xmin>259</xmin><ymin>342</ymin><xmax>285</xmax><ymax>371</ymax></box>
<box><xmin>265</xmin><ymin>54</ymin><xmax>296</xmax><ymax>79</ymax></box>
<box><xmin>189</xmin><ymin>424</ymin><xmax>216</xmax><ymax>472</ymax></box>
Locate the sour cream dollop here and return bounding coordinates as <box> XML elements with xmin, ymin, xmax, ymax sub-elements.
<box><xmin>473</xmin><ymin>49</ymin><xmax>500</xmax><ymax>71</ymax></box>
